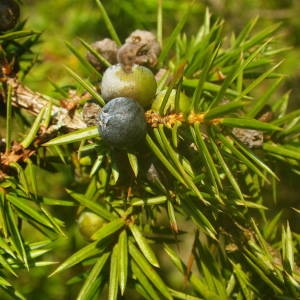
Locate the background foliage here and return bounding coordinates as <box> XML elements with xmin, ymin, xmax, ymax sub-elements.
<box><xmin>1</xmin><ymin>0</ymin><xmax>300</xmax><ymax>299</ymax></box>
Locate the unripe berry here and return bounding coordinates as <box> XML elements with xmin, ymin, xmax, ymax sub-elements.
<box><xmin>100</xmin><ymin>64</ymin><xmax>157</xmax><ymax>108</ymax></box>
<box><xmin>151</xmin><ymin>89</ymin><xmax>191</xmax><ymax>115</ymax></box>
<box><xmin>77</xmin><ymin>211</ymin><xmax>105</xmax><ymax>240</ymax></box>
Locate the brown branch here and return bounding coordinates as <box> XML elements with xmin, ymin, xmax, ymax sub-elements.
<box><xmin>6</xmin><ymin>77</ymin><xmax>87</xmax><ymax>131</ymax></box>
<box><xmin>1</xmin><ymin>78</ymin><xmax>90</xmax><ymax>179</ymax></box>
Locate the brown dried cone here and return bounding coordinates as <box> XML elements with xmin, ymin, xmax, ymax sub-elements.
<box><xmin>231</xmin><ymin>105</ymin><xmax>273</xmax><ymax>149</ymax></box>
<box><xmin>82</xmin><ymin>100</ymin><xmax>101</xmax><ymax>126</ymax></box>
<box><xmin>86</xmin><ymin>38</ymin><xmax>118</xmax><ymax>71</ymax></box>
<box><xmin>232</xmin><ymin>128</ymin><xmax>264</xmax><ymax>149</ymax></box>
<box><xmin>117</xmin><ymin>30</ymin><xmax>161</xmax><ymax>72</ymax></box>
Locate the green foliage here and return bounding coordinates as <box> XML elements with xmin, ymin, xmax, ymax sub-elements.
<box><xmin>1</xmin><ymin>1</ymin><xmax>300</xmax><ymax>299</ymax></box>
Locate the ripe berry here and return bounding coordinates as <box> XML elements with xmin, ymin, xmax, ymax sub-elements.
<box><xmin>151</xmin><ymin>89</ymin><xmax>191</xmax><ymax>115</ymax></box>
<box><xmin>98</xmin><ymin>97</ymin><xmax>147</xmax><ymax>149</ymax></box>
<box><xmin>100</xmin><ymin>64</ymin><xmax>157</xmax><ymax>108</ymax></box>
<box><xmin>0</xmin><ymin>0</ymin><xmax>20</xmax><ymax>32</ymax></box>
<box><xmin>77</xmin><ymin>211</ymin><xmax>105</xmax><ymax>240</ymax></box>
